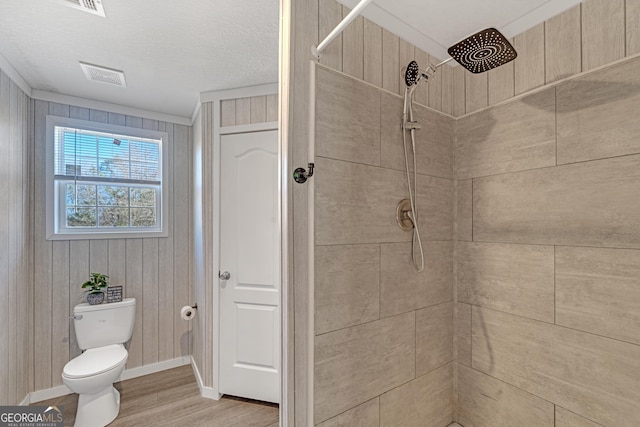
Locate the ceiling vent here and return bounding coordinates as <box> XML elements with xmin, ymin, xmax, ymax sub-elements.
<box><xmin>79</xmin><ymin>62</ymin><xmax>127</xmax><ymax>87</ymax></box>
<box><xmin>63</xmin><ymin>0</ymin><xmax>106</xmax><ymax>17</ymax></box>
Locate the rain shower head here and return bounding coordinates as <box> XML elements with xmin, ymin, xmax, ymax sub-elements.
<box><xmin>447</xmin><ymin>28</ymin><xmax>517</xmax><ymax>74</ymax></box>
<box><xmin>404</xmin><ymin>60</ymin><xmax>420</xmax><ymax>86</ymax></box>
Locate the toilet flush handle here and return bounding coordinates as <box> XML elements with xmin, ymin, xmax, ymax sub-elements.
<box><xmin>70</xmin><ymin>314</ymin><xmax>83</xmax><ymax>320</ymax></box>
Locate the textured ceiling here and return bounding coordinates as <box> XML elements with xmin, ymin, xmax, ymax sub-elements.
<box><xmin>0</xmin><ymin>0</ymin><xmax>279</xmax><ymax>118</ymax></box>
<box><xmin>0</xmin><ymin>1</ymin><xmax>581</xmax><ymax>119</ymax></box>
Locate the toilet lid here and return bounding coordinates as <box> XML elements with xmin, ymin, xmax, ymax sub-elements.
<box><xmin>63</xmin><ymin>344</ymin><xmax>128</xmax><ymax>379</ymax></box>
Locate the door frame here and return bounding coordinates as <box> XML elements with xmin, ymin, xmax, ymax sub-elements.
<box><xmin>199</xmin><ymin>83</ymin><xmax>287</xmax><ymax>419</ymax></box>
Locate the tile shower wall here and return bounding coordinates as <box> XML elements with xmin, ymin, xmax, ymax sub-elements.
<box><xmin>313</xmin><ymin>65</ymin><xmax>454</xmax><ymax>425</ymax></box>
<box><xmin>33</xmin><ymin>101</ymin><xmax>193</xmax><ymax>391</ymax></box>
<box><xmin>0</xmin><ymin>69</ymin><xmax>33</xmax><ymax>405</ymax></box>
<box><xmin>455</xmin><ymin>36</ymin><xmax>640</xmax><ymax>427</ymax></box>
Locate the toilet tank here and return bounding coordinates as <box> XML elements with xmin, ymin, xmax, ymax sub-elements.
<box><xmin>73</xmin><ymin>298</ymin><xmax>136</xmax><ymax>350</ymax></box>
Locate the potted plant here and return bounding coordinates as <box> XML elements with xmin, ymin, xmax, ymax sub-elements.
<box><xmin>82</xmin><ymin>273</ymin><xmax>109</xmax><ymax>305</ymax></box>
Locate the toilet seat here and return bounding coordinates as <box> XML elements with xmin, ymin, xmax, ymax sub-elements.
<box><xmin>63</xmin><ymin>344</ymin><xmax>127</xmax><ymax>379</ymax></box>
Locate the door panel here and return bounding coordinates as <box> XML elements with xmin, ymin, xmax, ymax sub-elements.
<box><xmin>220</xmin><ymin>130</ymin><xmax>280</xmax><ymax>403</ymax></box>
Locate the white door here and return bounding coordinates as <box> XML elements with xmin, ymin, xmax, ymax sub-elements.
<box><xmin>219</xmin><ymin>130</ymin><xmax>280</xmax><ymax>403</ymax></box>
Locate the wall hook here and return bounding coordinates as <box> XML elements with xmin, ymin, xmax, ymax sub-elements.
<box><xmin>293</xmin><ymin>162</ymin><xmax>314</xmax><ymax>184</ymax></box>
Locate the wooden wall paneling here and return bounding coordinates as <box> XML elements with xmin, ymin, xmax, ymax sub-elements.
<box><xmin>514</xmin><ymin>23</ymin><xmax>545</xmax><ymax>95</ymax></box>
<box><xmin>319</xmin><ymin>0</ymin><xmax>343</xmax><ymax>71</ymax></box>
<box><xmin>89</xmin><ymin>109</ymin><xmax>108</xmax><ymax>123</ymax></box>
<box><xmin>441</xmin><ymin>63</ymin><xmax>453</xmax><ymax>115</ymax></box>
<box><xmin>125</xmin><ymin>115</ymin><xmax>143</xmax><ymax>129</ymax></box>
<box><xmin>89</xmin><ymin>240</ymin><xmax>108</xmax><ymax>275</ymax></box>
<box><xmin>399</xmin><ymin>38</ymin><xmax>415</xmax><ymax>97</ymax></box>
<box><xmin>51</xmin><ymin>241</ymin><xmax>69</xmax><ymax>387</ymax></box>
<box><xmin>0</xmin><ymin>72</ymin><xmax>10</xmax><ymax>403</ymax></box>
<box><xmin>428</xmin><ymin>55</ymin><xmax>443</xmax><ymax>111</ymax></box>
<box><xmin>108</xmin><ymin>112</ymin><xmax>126</xmax><ymax>126</ymax></box>
<box><xmin>453</xmin><ymin>66</ymin><xmax>466</xmax><ymax>116</ymax></box>
<box><xmin>582</xmin><ymin>0</ymin><xmax>625</xmax><ymax>71</ymax></box>
<box><xmin>33</xmin><ymin>100</ymin><xmax>52</xmax><ymax>391</ymax></box>
<box><xmin>465</xmin><ymin>71</ymin><xmax>488</xmax><ymax>114</ymax></box>
<box><xmin>26</xmin><ymin>97</ymin><xmax>35</xmax><ymax>396</ymax></box>
<box><xmin>69</xmin><ymin>240</ymin><xmax>89</xmax><ymax>359</ymax></box>
<box><xmin>627</xmin><ymin>0</ymin><xmax>640</xmax><ymax>56</ymax></box>
<box><xmin>488</xmin><ymin>38</ymin><xmax>515</xmax><ymax>105</ymax></box>
<box><xmin>69</xmin><ymin>106</ymin><xmax>89</xmax><ymax>121</ymax></box>
<box><xmin>545</xmin><ymin>5</ymin><xmax>581</xmax><ymax>83</ymax></box>
<box><xmin>220</xmin><ymin>100</ymin><xmax>236</xmax><ymax>127</ymax></box>
<box><xmin>8</xmin><ymin>78</ymin><xmax>18</xmax><ymax>402</ymax></box>
<box><xmin>235</xmin><ymin>97</ymin><xmax>251</xmax><ymax>126</ymax></box>
<box><xmin>108</xmin><ymin>240</ymin><xmax>127</xmax><ymax>289</ymax></box>
<box><xmin>158</xmin><ymin>122</ymin><xmax>175</xmax><ymax>362</ymax></box>
<box><xmin>342</xmin><ymin>7</ymin><xmax>364</xmax><ymax>80</ymax></box>
<box><xmin>142</xmin><ymin>237</ymin><xmax>159</xmax><ymax>365</ymax></box>
<box><xmin>250</xmin><ymin>96</ymin><xmax>267</xmax><ymax>124</ymax></box>
<box><xmin>382</xmin><ymin>29</ymin><xmax>400</xmax><ymax>95</ymax></box>
<box><xmin>265</xmin><ymin>94</ymin><xmax>278</xmax><ymax>121</ymax></box>
<box><xmin>125</xmin><ymin>238</ymin><xmax>143</xmax><ymax>368</ymax></box>
<box><xmin>173</xmin><ymin>124</ymin><xmax>191</xmax><ymax>358</ymax></box>
<box><xmin>363</xmin><ymin>19</ymin><xmax>383</xmax><ymax>87</ymax></box>
<box><xmin>413</xmin><ymin>49</ymin><xmax>429</xmax><ymax>106</ymax></box>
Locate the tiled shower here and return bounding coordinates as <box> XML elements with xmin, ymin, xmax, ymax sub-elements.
<box><xmin>308</xmin><ymin>0</ymin><xmax>640</xmax><ymax>425</ymax></box>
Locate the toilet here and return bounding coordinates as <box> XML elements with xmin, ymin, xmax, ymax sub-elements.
<box><xmin>62</xmin><ymin>298</ymin><xmax>136</xmax><ymax>427</ymax></box>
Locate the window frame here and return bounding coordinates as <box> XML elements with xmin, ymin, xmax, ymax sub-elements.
<box><xmin>46</xmin><ymin>115</ymin><xmax>170</xmax><ymax>240</ymax></box>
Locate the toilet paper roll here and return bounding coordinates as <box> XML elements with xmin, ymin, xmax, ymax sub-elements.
<box><xmin>181</xmin><ymin>305</ymin><xmax>196</xmax><ymax>320</ymax></box>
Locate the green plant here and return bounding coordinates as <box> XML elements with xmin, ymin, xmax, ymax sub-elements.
<box><xmin>82</xmin><ymin>272</ymin><xmax>109</xmax><ymax>295</ymax></box>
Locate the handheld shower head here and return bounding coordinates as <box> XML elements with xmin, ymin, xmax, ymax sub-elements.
<box><xmin>404</xmin><ymin>60</ymin><xmax>420</xmax><ymax>86</ymax></box>
<box><xmin>447</xmin><ymin>28</ymin><xmax>517</xmax><ymax>74</ymax></box>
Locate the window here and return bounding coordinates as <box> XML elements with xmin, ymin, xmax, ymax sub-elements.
<box><xmin>46</xmin><ymin>116</ymin><xmax>169</xmax><ymax>239</ymax></box>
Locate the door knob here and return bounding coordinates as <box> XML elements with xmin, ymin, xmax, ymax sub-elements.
<box><xmin>219</xmin><ymin>271</ymin><xmax>231</xmax><ymax>280</ymax></box>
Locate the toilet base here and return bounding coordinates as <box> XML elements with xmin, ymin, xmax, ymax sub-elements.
<box><xmin>74</xmin><ymin>386</ymin><xmax>120</xmax><ymax>427</ymax></box>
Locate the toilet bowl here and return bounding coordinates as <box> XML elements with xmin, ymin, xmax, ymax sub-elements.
<box><xmin>62</xmin><ymin>298</ymin><xmax>136</xmax><ymax>427</ymax></box>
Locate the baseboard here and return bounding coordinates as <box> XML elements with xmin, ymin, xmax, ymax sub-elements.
<box><xmin>27</xmin><ymin>356</ymin><xmax>191</xmax><ymax>404</ymax></box>
<box><xmin>119</xmin><ymin>356</ymin><xmax>191</xmax><ymax>381</ymax></box>
<box><xmin>190</xmin><ymin>356</ymin><xmax>220</xmax><ymax>400</ymax></box>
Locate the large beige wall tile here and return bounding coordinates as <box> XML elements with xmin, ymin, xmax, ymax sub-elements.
<box><xmin>415</xmin><ymin>175</ymin><xmax>454</xmax><ymax>241</ymax></box>
<box><xmin>582</xmin><ymin>0</ymin><xmax>625</xmax><ymax>71</ymax></box>
<box><xmin>514</xmin><ymin>24</ymin><xmax>545</xmax><ymax>94</ymax></box>
<box><xmin>627</xmin><ymin>0</ymin><xmax>640</xmax><ymax>56</ymax></box>
<box><xmin>416</xmin><ymin>302</ymin><xmax>453</xmax><ymax>376</ymax></box>
<box><xmin>316</xmin><ymin>398</ymin><xmax>379</xmax><ymax>427</ymax></box>
<box><xmin>441</xmin><ymin>64</ymin><xmax>453</xmax><ymax>115</ymax></box>
<box><xmin>380</xmin><ymin>92</ymin><xmax>454</xmax><ymax>179</ymax></box>
<box><xmin>458</xmin><ymin>242</ymin><xmax>555</xmax><ymax>322</ymax></box>
<box><xmin>455</xmin><ymin>88</ymin><xmax>556</xmax><ymax>179</ymax></box>
<box><xmin>342</xmin><ymin>9</ymin><xmax>364</xmax><ymax>80</ymax></box>
<box><xmin>456</xmin><ymin>303</ymin><xmax>472</xmax><ymax>367</ymax></box>
<box><xmin>315</xmin><ymin>312</ymin><xmax>415</xmax><ymax>423</ymax></box>
<box><xmin>545</xmin><ymin>5</ymin><xmax>582</xmax><ymax>83</ymax></box>
<box><xmin>315</xmin><ymin>157</ymin><xmax>409</xmax><ymax>245</ymax></box>
<box><xmin>473</xmin><ymin>155</ymin><xmax>640</xmax><ymax>248</ymax></box>
<box><xmin>380</xmin><ymin>241</ymin><xmax>452</xmax><ymax>317</ymax></box>
<box><xmin>318</xmin><ymin>0</ymin><xmax>343</xmax><ymax>71</ymax></box>
<box><xmin>380</xmin><ymin>363</ymin><xmax>453</xmax><ymax>427</ymax></box>
<box><xmin>316</xmin><ymin>66</ymin><xmax>380</xmax><ymax>166</ymax></box>
<box><xmin>557</xmin><ymin>56</ymin><xmax>640</xmax><ymax>164</ymax></box>
<box><xmin>556</xmin><ymin>246</ymin><xmax>640</xmax><ymax>345</ymax></box>
<box><xmin>382</xmin><ymin>29</ymin><xmax>400</xmax><ymax>95</ymax></box>
<box><xmin>315</xmin><ymin>244</ymin><xmax>380</xmax><ymax>335</ymax></box>
<box><xmin>472</xmin><ymin>307</ymin><xmax>640</xmax><ymax>426</ymax></box>
<box><xmin>555</xmin><ymin>407</ymin><xmax>602</xmax><ymax>427</ymax></box>
<box><xmin>456</xmin><ymin>179</ymin><xmax>472</xmax><ymax>241</ymax></box>
<box><xmin>457</xmin><ymin>364</ymin><xmax>554</xmax><ymax>427</ymax></box>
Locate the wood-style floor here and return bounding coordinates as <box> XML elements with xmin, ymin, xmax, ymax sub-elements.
<box><xmin>33</xmin><ymin>365</ymin><xmax>279</xmax><ymax>427</ymax></box>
